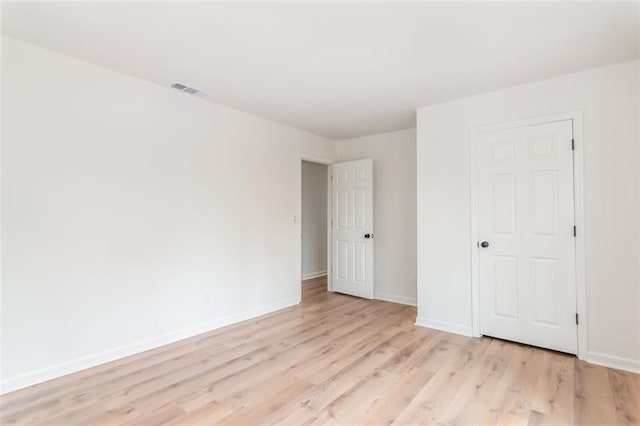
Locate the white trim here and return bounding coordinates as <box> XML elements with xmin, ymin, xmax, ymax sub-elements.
<box><xmin>415</xmin><ymin>317</ymin><xmax>473</xmax><ymax>337</ymax></box>
<box><xmin>302</xmin><ymin>270</ymin><xmax>327</xmax><ymax>280</ymax></box>
<box><xmin>469</xmin><ymin>111</ymin><xmax>587</xmax><ymax>360</ymax></box>
<box><xmin>572</xmin><ymin>113</ymin><xmax>588</xmax><ymax>361</ymax></box>
<box><xmin>471</xmin><ymin>113</ymin><xmax>582</xmax><ymax>133</ymax></box>
<box><xmin>587</xmin><ymin>352</ymin><xmax>640</xmax><ymax>374</ymax></box>
<box><xmin>326</xmin><ymin>163</ymin><xmax>333</xmax><ymax>293</ymax></box>
<box><xmin>374</xmin><ymin>292</ymin><xmax>417</xmax><ymax>306</ymax></box>
<box><xmin>0</xmin><ymin>297</ymin><xmax>298</xmax><ymax>394</ymax></box>
<box><xmin>297</xmin><ymin>153</ymin><xmax>333</xmax><ymax>302</ymax></box>
<box><xmin>469</xmin><ymin>125</ymin><xmax>481</xmax><ymax>338</ymax></box>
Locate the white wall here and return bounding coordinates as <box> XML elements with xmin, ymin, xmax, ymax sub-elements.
<box><xmin>301</xmin><ymin>161</ymin><xmax>327</xmax><ymax>279</ymax></box>
<box><xmin>0</xmin><ymin>37</ymin><xmax>336</xmax><ymax>392</ymax></box>
<box><xmin>417</xmin><ymin>60</ymin><xmax>640</xmax><ymax>371</ymax></box>
<box><xmin>337</xmin><ymin>129</ymin><xmax>417</xmax><ymax>306</ymax></box>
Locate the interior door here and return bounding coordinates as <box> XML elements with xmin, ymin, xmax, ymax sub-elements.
<box><xmin>331</xmin><ymin>159</ymin><xmax>374</xmax><ymax>299</ymax></box>
<box><xmin>477</xmin><ymin>120</ymin><xmax>577</xmax><ymax>354</ymax></box>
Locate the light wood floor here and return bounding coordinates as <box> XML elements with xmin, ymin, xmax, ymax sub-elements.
<box><xmin>1</xmin><ymin>277</ymin><xmax>638</xmax><ymax>425</ymax></box>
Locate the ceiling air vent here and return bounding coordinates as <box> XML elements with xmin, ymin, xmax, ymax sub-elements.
<box><xmin>171</xmin><ymin>82</ymin><xmax>207</xmax><ymax>97</ymax></box>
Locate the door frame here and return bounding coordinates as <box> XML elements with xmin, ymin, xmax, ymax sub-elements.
<box><xmin>469</xmin><ymin>111</ymin><xmax>587</xmax><ymax>360</ymax></box>
<box><xmin>297</xmin><ymin>153</ymin><xmax>333</xmax><ymax>303</ymax></box>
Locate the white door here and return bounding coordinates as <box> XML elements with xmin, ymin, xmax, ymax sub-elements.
<box><xmin>331</xmin><ymin>159</ymin><xmax>374</xmax><ymax>299</ymax></box>
<box><xmin>477</xmin><ymin>120</ymin><xmax>577</xmax><ymax>354</ymax></box>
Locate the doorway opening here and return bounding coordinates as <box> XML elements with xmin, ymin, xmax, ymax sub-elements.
<box><xmin>296</xmin><ymin>155</ymin><xmax>375</xmax><ymax>303</ymax></box>
<box><xmin>301</xmin><ymin>160</ymin><xmax>329</xmax><ymax>298</ymax></box>
<box><xmin>297</xmin><ymin>155</ymin><xmax>332</xmax><ymax>303</ymax></box>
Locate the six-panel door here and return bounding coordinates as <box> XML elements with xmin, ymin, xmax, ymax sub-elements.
<box><xmin>477</xmin><ymin>120</ymin><xmax>577</xmax><ymax>354</ymax></box>
<box><xmin>331</xmin><ymin>159</ymin><xmax>374</xmax><ymax>299</ymax></box>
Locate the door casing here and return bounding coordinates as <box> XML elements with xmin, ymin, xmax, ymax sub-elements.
<box><xmin>469</xmin><ymin>111</ymin><xmax>587</xmax><ymax>360</ymax></box>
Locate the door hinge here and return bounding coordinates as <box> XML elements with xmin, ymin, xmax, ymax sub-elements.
<box><xmin>575</xmin><ymin>313</ymin><xmax>579</xmax><ymax>325</ymax></box>
<box><xmin>571</xmin><ymin>139</ymin><xmax>575</xmax><ymax>151</ymax></box>
<box><xmin>573</xmin><ymin>226</ymin><xmax>577</xmax><ymax>237</ymax></box>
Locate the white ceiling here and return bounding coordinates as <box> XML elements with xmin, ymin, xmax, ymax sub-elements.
<box><xmin>2</xmin><ymin>2</ymin><xmax>639</xmax><ymax>140</ymax></box>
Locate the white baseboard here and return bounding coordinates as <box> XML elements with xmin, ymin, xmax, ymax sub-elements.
<box><xmin>415</xmin><ymin>316</ymin><xmax>473</xmax><ymax>337</ymax></box>
<box><xmin>0</xmin><ymin>298</ymin><xmax>299</xmax><ymax>394</ymax></box>
<box><xmin>587</xmin><ymin>351</ymin><xmax>640</xmax><ymax>374</ymax></box>
<box><xmin>374</xmin><ymin>292</ymin><xmax>416</xmax><ymax>306</ymax></box>
<box><xmin>302</xmin><ymin>270</ymin><xmax>327</xmax><ymax>280</ymax></box>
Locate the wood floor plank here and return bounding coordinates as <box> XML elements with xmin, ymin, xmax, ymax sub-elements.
<box><xmin>31</xmin><ymin>400</ymin><xmax>109</xmax><ymax>426</ymax></box>
<box><xmin>489</xmin><ymin>345</ymin><xmax>545</xmax><ymax>424</ymax></box>
<box><xmin>574</xmin><ymin>360</ymin><xmax>619</xmax><ymax>426</ymax></box>
<box><xmin>608</xmin><ymin>368</ymin><xmax>640</xmax><ymax>425</ymax></box>
<box><xmin>83</xmin><ymin>403</ymin><xmax>142</xmax><ymax>426</ymax></box>
<box><xmin>295</xmin><ymin>312</ymin><xmax>409</xmax><ymax>384</ymax></box>
<box><xmin>261</xmin><ymin>363</ymin><xmax>372</xmax><ymax>425</ymax></box>
<box><xmin>378</xmin><ymin>329</ymin><xmax>441</xmax><ymax>376</ymax></box>
<box><xmin>304</xmin><ymin>368</ymin><xmax>400</xmax><ymax>425</ymax></box>
<box><xmin>358</xmin><ymin>365</ymin><xmax>435</xmax><ymax>425</ymax></box>
<box><xmin>392</xmin><ymin>336</ymin><xmax>494</xmax><ymax>425</ymax></box>
<box><xmin>99</xmin><ymin>344</ymin><xmax>269</xmax><ymax>405</ymax></box>
<box><xmin>439</xmin><ymin>339</ymin><xmax>515</xmax><ymax>424</ymax></box>
<box><xmin>120</xmin><ymin>404</ymin><xmax>185</xmax><ymax>426</ymax></box>
<box><xmin>1</xmin><ymin>278</ymin><xmax>637</xmax><ymax>425</ymax></box>
<box><xmin>530</xmin><ymin>351</ymin><xmax>575</xmax><ymax>425</ymax></box>
<box><xmin>213</xmin><ymin>376</ymin><xmax>313</xmax><ymax>424</ymax></box>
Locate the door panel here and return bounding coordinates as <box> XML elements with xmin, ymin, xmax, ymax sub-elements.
<box><xmin>530</xmin><ymin>170</ymin><xmax>558</xmax><ymax>235</ymax></box>
<box><xmin>493</xmin><ymin>255</ymin><xmax>518</xmax><ymax>319</ymax></box>
<box><xmin>532</xmin><ymin>258</ymin><xmax>560</xmax><ymax>326</ymax></box>
<box><xmin>491</xmin><ymin>174</ymin><xmax>516</xmax><ymax>234</ymax></box>
<box><xmin>478</xmin><ymin>120</ymin><xmax>577</xmax><ymax>354</ymax></box>
<box><xmin>332</xmin><ymin>159</ymin><xmax>374</xmax><ymax>299</ymax></box>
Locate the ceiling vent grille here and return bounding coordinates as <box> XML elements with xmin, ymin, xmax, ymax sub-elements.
<box><xmin>171</xmin><ymin>82</ymin><xmax>207</xmax><ymax>97</ymax></box>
